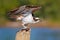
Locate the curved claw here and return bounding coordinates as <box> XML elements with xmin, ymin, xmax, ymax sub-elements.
<box><xmin>21</xmin><ymin>28</ymin><xmax>30</xmax><ymax>32</ymax></box>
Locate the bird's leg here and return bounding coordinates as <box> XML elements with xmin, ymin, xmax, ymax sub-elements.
<box><xmin>22</xmin><ymin>24</ymin><xmax>27</xmax><ymax>29</ymax></box>
<box><xmin>21</xmin><ymin>24</ymin><xmax>30</xmax><ymax>32</ymax></box>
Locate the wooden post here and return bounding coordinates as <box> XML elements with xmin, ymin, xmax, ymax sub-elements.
<box><xmin>15</xmin><ymin>29</ymin><xmax>31</xmax><ymax>40</ymax></box>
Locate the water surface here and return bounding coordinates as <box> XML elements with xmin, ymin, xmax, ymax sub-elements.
<box><xmin>0</xmin><ymin>27</ymin><xmax>60</xmax><ymax>40</ymax></box>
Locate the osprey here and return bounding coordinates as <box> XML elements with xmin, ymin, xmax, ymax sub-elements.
<box><xmin>7</xmin><ymin>5</ymin><xmax>41</xmax><ymax>31</ymax></box>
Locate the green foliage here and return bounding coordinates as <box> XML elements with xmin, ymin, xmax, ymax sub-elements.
<box><xmin>0</xmin><ymin>0</ymin><xmax>60</xmax><ymax>23</ymax></box>
<box><xmin>18</xmin><ymin>0</ymin><xmax>30</xmax><ymax>5</ymax></box>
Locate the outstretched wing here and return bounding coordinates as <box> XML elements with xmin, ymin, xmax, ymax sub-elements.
<box><xmin>7</xmin><ymin>5</ymin><xmax>26</xmax><ymax>21</ymax></box>
<box><xmin>8</xmin><ymin>5</ymin><xmax>26</xmax><ymax>15</ymax></box>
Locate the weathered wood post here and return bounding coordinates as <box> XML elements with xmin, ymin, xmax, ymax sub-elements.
<box><xmin>15</xmin><ymin>29</ymin><xmax>31</xmax><ymax>40</ymax></box>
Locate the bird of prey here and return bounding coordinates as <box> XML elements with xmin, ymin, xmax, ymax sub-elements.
<box><xmin>7</xmin><ymin>5</ymin><xmax>41</xmax><ymax>31</ymax></box>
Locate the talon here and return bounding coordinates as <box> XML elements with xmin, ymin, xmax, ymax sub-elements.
<box><xmin>21</xmin><ymin>28</ymin><xmax>30</xmax><ymax>32</ymax></box>
<box><xmin>25</xmin><ymin>28</ymin><xmax>30</xmax><ymax>32</ymax></box>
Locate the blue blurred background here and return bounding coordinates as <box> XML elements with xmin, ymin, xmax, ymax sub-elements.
<box><xmin>0</xmin><ymin>28</ymin><xmax>60</xmax><ymax>40</ymax></box>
